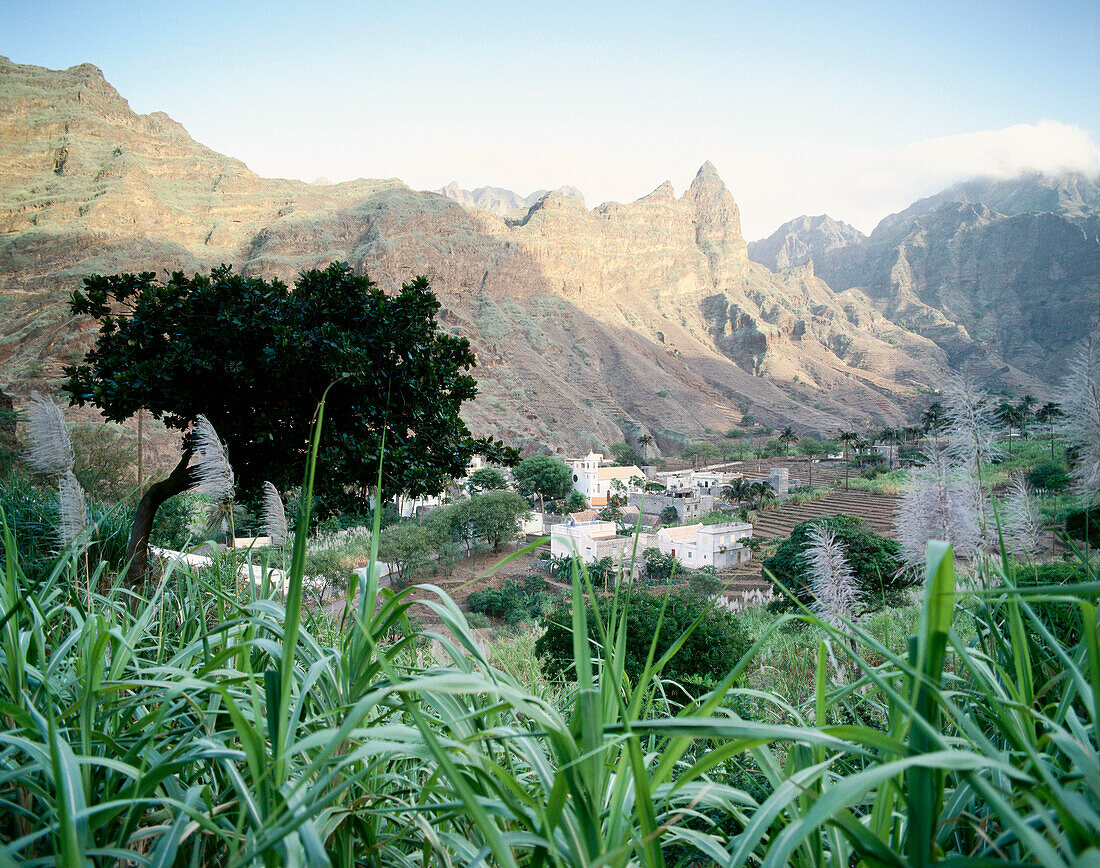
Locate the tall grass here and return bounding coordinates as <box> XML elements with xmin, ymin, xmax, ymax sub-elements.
<box><xmin>0</xmin><ymin>392</ymin><xmax>1095</xmax><ymax>864</ymax></box>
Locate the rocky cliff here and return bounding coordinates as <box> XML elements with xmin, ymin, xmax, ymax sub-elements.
<box><xmin>749</xmin><ymin>174</ymin><xmax>1100</xmax><ymax>384</ymax></box>
<box><xmin>0</xmin><ymin>56</ymin><xmax>1067</xmax><ymax>456</ymax></box>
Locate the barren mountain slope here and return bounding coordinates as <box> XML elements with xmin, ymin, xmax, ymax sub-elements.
<box><xmin>0</xmin><ymin>56</ymin><xmax>990</xmax><ymax>455</ymax></box>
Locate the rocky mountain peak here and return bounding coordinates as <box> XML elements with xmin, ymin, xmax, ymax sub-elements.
<box><xmin>748</xmin><ymin>214</ymin><xmax>866</xmax><ymax>271</ymax></box>
<box><xmin>683</xmin><ymin>161</ymin><xmax>746</xmax><ymax>254</ymax></box>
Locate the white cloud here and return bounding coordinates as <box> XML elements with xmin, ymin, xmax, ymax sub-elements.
<box><xmin>735</xmin><ymin>121</ymin><xmax>1100</xmax><ymax>239</ymax></box>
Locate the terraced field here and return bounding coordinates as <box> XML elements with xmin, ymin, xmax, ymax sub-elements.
<box><xmin>751</xmin><ymin>490</ymin><xmax>900</xmax><ymax>540</ymax></box>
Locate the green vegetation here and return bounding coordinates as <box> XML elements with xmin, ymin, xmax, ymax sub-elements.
<box><xmin>1028</xmin><ymin>459</ymin><xmax>1071</xmax><ymax>493</ymax></box>
<box><xmin>465</xmin><ymin>466</ymin><xmax>507</xmax><ymax>493</ymax></box>
<box><xmin>764</xmin><ymin>514</ymin><xmax>909</xmax><ymax>611</ymax></box>
<box><xmin>536</xmin><ymin>587</ymin><xmax>752</xmax><ymax>686</ymax></box>
<box><xmin>63</xmin><ymin>262</ymin><xmax>520</xmax><ymax>581</ymax></box>
<box><xmin>512</xmin><ymin>454</ymin><xmax>574</xmax><ymax>512</ymax></box>
<box><xmin>468</xmin><ymin>574</ymin><xmax>555</xmax><ymax>625</ymax></box>
<box><xmin>609</xmin><ymin>442</ymin><xmax>644</xmax><ymax>467</ymax></box>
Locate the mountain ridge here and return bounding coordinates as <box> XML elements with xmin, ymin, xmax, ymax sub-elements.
<box><xmin>0</xmin><ymin>55</ymin><xmax>1073</xmax><ymax>456</ymax></box>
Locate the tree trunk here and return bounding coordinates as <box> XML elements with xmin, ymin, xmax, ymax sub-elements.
<box><xmin>125</xmin><ymin>446</ymin><xmax>194</xmax><ymax>586</ymax></box>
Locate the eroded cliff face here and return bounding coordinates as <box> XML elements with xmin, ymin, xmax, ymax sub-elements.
<box><xmin>0</xmin><ymin>55</ymin><xmax>1038</xmax><ymax>455</ymax></box>
<box><xmin>749</xmin><ymin>175</ymin><xmax>1100</xmax><ymax>387</ymax></box>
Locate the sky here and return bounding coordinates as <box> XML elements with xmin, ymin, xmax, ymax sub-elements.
<box><xmin>3</xmin><ymin>0</ymin><xmax>1099</xmax><ymax>238</ymax></box>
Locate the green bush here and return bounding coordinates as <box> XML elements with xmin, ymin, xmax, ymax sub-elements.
<box><xmin>659</xmin><ymin>506</ymin><xmax>679</xmax><ymax>525</ymax></box>
<box><xmin>763</xmin><ymin>514</ymin><xmax>908</xmax><ymax>612</ymax></box>
<box><xmin>468</xmin><ymin>575</ymin><xmax>554</xmax><ymax>625</ymax></box>
<box><xmin>1027</xmin><ymin>460</ymin><xmax>1070</xmax><ymax>493</ymax></box>
<box><xmin>0</xmin><ymin>472</ymin><xmax>132</xmax><ymax>582</ymax></box>
<box><xmin>686</xmin><ymin>565</ymin><xmax>722</xmax><ymax>598</ymax></box>
<box><xmin>150</xmin><ymin>492</ymin><xmax>203</xmax><ymax>550</ymax></box>
<box><xmin>1064</xmin><ymin>506</ymin><xmax>1100</xmax><ymax>546</ymax></box>
<box><xmin>642</xmin><ymin>547</ymin><xmax>679</xmax><ymax>584</ymax></box>
<box><xmin>536</xmin><ymin>588</ymin><xmax>752</xmax><ymax>685</ymax></box>
<box><xmin>466</xmin><ymin>611</ymin><xmax>490</xmax><ymax>629</ymax></box>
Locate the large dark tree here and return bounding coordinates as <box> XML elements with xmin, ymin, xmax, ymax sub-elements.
<box><xmin>64</xmin><ymin>262</ymin><xmax>518</xmax><ymax>583</ymax></box>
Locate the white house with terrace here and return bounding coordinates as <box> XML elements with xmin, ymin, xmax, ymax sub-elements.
<box><xmin>655</xmin><ymin>521</ymin><xmax>753</xmax><ymax>569</ymax></box>
<box><xmin>550</xmin><ymin>519</ymin><xmax>641</xmax><ymax>571</ymax></box>
<box><xmin>567</xmin><ymin>452</ymin><xmax>645</xmax><ymax>507</ymax></box>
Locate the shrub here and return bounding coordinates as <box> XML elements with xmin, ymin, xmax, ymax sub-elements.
<box><xmin>659</xmin><ymin>506</ymin><xmax>679</xmax><ymax>525</ymax></box>
<box><xmin>150</xmin><ymin>491</ymin><xmax>203</xmax><ymax>550</ymax></box>
<box><xmin>1064</xmin><ymin>507</ymin><xmax>1100</xmax><ymax>546</ymax></box>
<box><xmin>643</xmin><ymin>547</ymin><xmax>679</xmax><ymax>583</ymax></box>
<box><xmin>536</xmin><ymin>589</ymin><xmax>752</xmax><ymax>685</ymax></box>
<box><xmin>763</xmin><ymin>514</ymin><xmax>908</xmax><ymax>612</ymax></box>
<box><xmin>686</xmin><ymin>565</ymin><xmax>722</xmax><ymax>598</ymax></box>
<box><xmin>1015</xmin><ymin>561</ymin><xmax>1090</xmax><ymax>648</ymax></box>
<box><xmin>740</xmin><ymin>414</ymin><xmax>755</xmax><ymax>426</ymax></box>
<box><xmin>1026</xmin><ymin>460</ymin><xmax>1070</xmax><ymax>493</ymax></box>
<box><xmin>468</xmin><ymin>575</ymin><xmax>554</xmax><ymax>625</ymax></box>
<box><xmin>656</xmin><ymin>389</ymin><xmax>670</xmax><ymax>397</ymax></box>
<box><xmin>466</xmin><ymin>611</ymin><xmax>490</xmax><ymax>629</ymax></box>
<box><xmin>0</xmin><ymin>472</ymin><xmax>132</xmax><ymax>582</ymax></box>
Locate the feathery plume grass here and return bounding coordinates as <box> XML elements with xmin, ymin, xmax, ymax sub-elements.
<box><xmin>1057</xmin><ymin>330</ymin><xmax>1100</xmax><ymax>506</ymax></box>
<box><xmin>944</xmin><ymin>375</ymin><xmax>1002</xmax><ymax>473</ymax></box>
<box><xmin>262</xmin><ymin>481</ymin><xmax>288</xmax><ymax>547</ymax></box>
<box><xmin>1002</xmin><ymin>472</ymin><xmax>1042</xmax><ymax>557</ymax></box>
<box><xmin>24</xmin><ymin>390</ymin><xmax>74</xmax><ymax>476</ymax></box>
<box><xmin>803</xmin><ymin>522</ymin><xmax>862</xmax><ymax>629</ymax></box>
<box><xmin>58</xmin><ymin>468</ymin><xmax>88</xmax><ymax>549</ymax></box>
<box><xmin>895</xmin><ymin>443</ymin><xmax>983</xmax><ymax>575</ymax></box>
<box><xmin>191</xmin><ymin>415</ymin><xmax>234</xmax><ymax>504</ymax></box>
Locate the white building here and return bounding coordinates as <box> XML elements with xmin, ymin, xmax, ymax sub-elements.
<box><xmin>567</xmin><ymin>452</ymin><xmax>645</xmax><ymax>507</ymax></box>
<box><xmin>655</xmin><ymin>522</ymin><xmax>753</xmax><ymax>569</ymax></box>
<box><xmin>550</xmin><ymin>519</ymin><xmax>643</xmax><ymax>569</ymax></box>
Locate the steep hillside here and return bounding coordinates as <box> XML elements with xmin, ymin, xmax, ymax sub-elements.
<box><xmin>0</xmin><ymin>56</ymin><xmax>1040</xmax><ymax>456</ymax></box>
<box><xmin>749</xmin><ymin>174</ymin><xmax>1100</xmax><ymax>384</ymax></box>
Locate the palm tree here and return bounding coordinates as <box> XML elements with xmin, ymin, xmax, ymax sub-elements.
<box><xmin>838</xmin><ymin>431</ymin><xmax>859</xmax><ymax>490</ymax></box>
<box><xmin>637</xmin><ymin>433</ymin><xmax>654</xmax><ymax>461</ymax></box>
<box><xmin>721</xmin><ymin>478</ymin><xmax>751</xmax><ymax>506</ymax></box>
<box><xmin>879</xmin><ymin>427</ymin><xmax>900</xmax><ymax>470</ymax></box>
<box><xmin>1017</xmin><ymin>394</ymin><xmax>1037</xmax><ymax>438</ymax></box>
<box><xmin>778</xmin><ymin>427</ymin><xmax>797</xmax><ymax>457</ymax></box>
<box><xmin>922</xmin><ymin>401</ymin><xmax>945</xmax><ymax>440</ymax></box>
<box><xmin>801</xmin><ymin>440</ymin><xmax>821</xmax><ymax>488</ymax></box>
<box><xmin>1035</xmin><ymin>401</ymin><xmax>1063</xmax><ymax>460</ymax></box>
<box><xmin>755</xmin><ymin>483</ymin><xmax>778</xmax><ymax>511</ymax></box>
<box><xmin>996</xmin><ymin>400</ymin><xmax>1023</xmax><ymax>453</ymax></box>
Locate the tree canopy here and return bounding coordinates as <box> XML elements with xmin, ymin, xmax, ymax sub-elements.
<box><xmin>64</xmin><ymin>263</ymin><xmax>519</xmax><ymax>508</ymax></box>
<box><xmin>512</xmin><ymin>455</ymin><xmax>574</xmax><ymax>511</ymax></box>
<box><xmin>465</xmin><ymin>467</ymin><xmax>507</xmax><ymax>494</ymax></box>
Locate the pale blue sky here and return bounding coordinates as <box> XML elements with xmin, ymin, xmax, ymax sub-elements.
<box><xmin>3</xmin><ymin>0</ymin><xmax>1098</xmax><ymax>236</ymax></box>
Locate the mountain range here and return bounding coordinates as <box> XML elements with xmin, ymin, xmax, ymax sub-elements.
<box><xmin>1</xmin><ymin>55</ymin><xmax>1097</xmax><ymax>456</ymax></box>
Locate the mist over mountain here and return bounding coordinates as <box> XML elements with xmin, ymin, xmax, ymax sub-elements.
<box><xmin>434</xmin><ymin>183</ymin><xmax>586</xmax><ymax>219</ymax></box>
<box><xmin>1</xmin><ymin>55</ymin><xmax>1083</xmax><ymax>456</ymax></box>
<box><xmin>748</xmin><ymin>173</ymin><xmax>1100</xmax><ymax>382</ymax></box>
